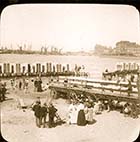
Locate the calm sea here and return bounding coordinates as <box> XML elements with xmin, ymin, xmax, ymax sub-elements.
<box><xmin>0</xmin><ymin>54</ymin><xmax>140</xmax><ymax>79</ymax></box>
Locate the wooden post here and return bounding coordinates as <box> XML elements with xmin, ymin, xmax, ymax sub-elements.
<box><xmin>0</xmin><ymin>65</ymin><xmax>2</xmax><ymax>74</ymax></box>
<box><xmin>27</xmin><ymin>64</ymin><xmax>31</xmax><ymax>74</ymax></box>
<box><xmin>31</xmin><ymin>63</ymin><xmax>36</xmax><ymax>74</ymax></box>
<box><xmin>11</xmin><ymin>65</ymin><xmax>15</xmax><ymax>74</ymax></box>
<box><xmin>22</xmin><ymin>66</ymin><xmax>26</xmax><ymax>74</ymax></box>
<box><xmin>16</xmin><ymin>63</ymin><xmax>21</xmax><ymax>75</ymax></box>
<box><xmin>59</xmin><ymin>64</ymin><xmax>62</xmax><ymax>73</ymax></box>
<box><xmin>42</xmin><ymin>65</ymin><xmax>45</xmax><ymax>73</ymax></box>
<box><xmin>36</xmin><ymin>63</ymin><xmax>41</xmax><ymax>74</ymax></box>
<box><xmin>123</xmin><ymin>62</ymin><xmax>126</xmax><ymax>70</ymax></box>
<box><xmin>3</xmin><ymin>63</ymin><xmax>6</xmax><ymax>74</ymax></box>
<box><xmin>53</xmin><ymin>65</ymin><xmax>55</xmax><ymax>73</ymax></box>
<box><xmin>63</xmin><ymin>66</ymin><xmax>65</xmax><ymax>72</ymax></box>
<box><xmin>46</xmin><ymin>63</ymin><xmax>49</xmax><ymax>73</ymax></box>
<box><xmin>0</xmin><ymin>63</ymin><xmax>3</xmax><ymax>76</ymax></box>
<box><xmin>128</xmin><ymin>63</ymin><xmax>131</xmax><ymax>70</ymax></box>
<box><xmin>67</xmin><ymin>64</ymin><xmax>70</xmax><ymax>72</ymax></box>
<box><xmin>32</xmin><ymin>65</ymin><xmax>35</xmax><ymax>73</ymax></box>
<box><xmin>48</xmin><ymin>63</ymin><xmax>52</xmax><ymax>72</ymax></box>
<box><xmin>7</xmin><ymin>63</ymin><xmax>10</xmax><ymax>74</ymax></box>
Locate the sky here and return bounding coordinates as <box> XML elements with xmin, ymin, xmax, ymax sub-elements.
<box><xmin>0</xmin><ymin>4</ymin><xmax>140</xmax><ymax>51</ymax></box>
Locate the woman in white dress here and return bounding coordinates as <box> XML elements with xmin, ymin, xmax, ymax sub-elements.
<box><xmin>68</xmin><ymin>101</ymin><xmax>78</xmax><ymax>124</ymax></box>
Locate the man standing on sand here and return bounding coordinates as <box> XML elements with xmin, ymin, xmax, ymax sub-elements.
<box><xmin>19</xmin><ymin>80</ymin><xmax>22</xmax><ymax>90</ymax></box>
<box><xmin>48</xmin><ymin>103</ymin><xmax>57</xmax><ymax>128</ymax></box>
<box><xmin>40</xmin><ymin>103</ymin><xmax>48</xmax><ymax>128</ymax></box>
<box><xmin>32</xmin><ymin>101</ymin><xmax>42</xmax><ymax>128</ymax></box>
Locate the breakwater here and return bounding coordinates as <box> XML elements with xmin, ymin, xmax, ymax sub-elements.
<box><xmin>0</xmin><ymin>62</ymin><xmax>74</xmax><ymax>78</ymax></box>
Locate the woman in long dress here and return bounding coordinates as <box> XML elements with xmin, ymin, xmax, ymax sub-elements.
<box><xmin>85</xmin><ymin>105</ymin><xmax>94</xmax><ymax>124</ymax></box>
<box><xmin>68</xmin><ymin>101</ymin><xmax>78</xmax><ymax>124</ymax></box>
<box><xmin>77</xmin><ymin>101</ymin><xmax>86</xmax><ymax>126</ymax></box>
<box><xmin>94</xmin><ymin>101</ymin><xmax>102</xmax><ymax>114</ymax></box>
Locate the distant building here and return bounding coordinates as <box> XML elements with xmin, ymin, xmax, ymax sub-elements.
<box><xmin>94</xmin><ymin>44</ymin><xmax>112</xmax><ymax>55</ymax></box>
<box><xmin>114</xmin><ymin>41</ymin><xmax>140</xmax><ymax>56</ymax></box>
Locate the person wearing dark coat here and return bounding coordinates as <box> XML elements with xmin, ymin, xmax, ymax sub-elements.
<box><xmin>0</xmin><ymin>84</ymin><xmax>6</xmax><ymax>101</ymax></box>
<box><xmin>32</xmin><ymin>101</ymin><xmax>42</xmax><ymax>128</ymax></box>
<box><xmin>40</xmin><ymin>103</ymin><xmax>48</xmax><ymax>128</ymax></box>
<box><xmin>19</xmin><ymin>80</ymin><xmax>22</xmax><ymax>90</ymax></box>
<box><xmin>48</xmin><ymin>103</ymin><xmax>57</xmax><ymax>128</ymax></box>
<box><xmin>34</xmin><ymin>79</ymin><xmax>38</xmax><ymax>92</ymax></box>
<box><xmin>37</xmin><ymin>78</ymin><xmax>42</xmax><ymax>92</ymax></box>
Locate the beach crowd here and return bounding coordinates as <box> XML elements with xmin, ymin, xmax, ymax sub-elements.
<box><xmin>30</xmin><ymin>89</ymin><xmax>139</xmax><ymax>128</ymax></box>
<box><xmin>0</xmin><ymin>76</ymin><xmax>140</xmax><ymax>129</ymax></box>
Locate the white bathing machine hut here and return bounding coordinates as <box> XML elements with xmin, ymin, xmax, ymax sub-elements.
<box><xmin>66</xmin><ymin>64</ymin><xmax>70</xmax><ymax>72</ymax></box>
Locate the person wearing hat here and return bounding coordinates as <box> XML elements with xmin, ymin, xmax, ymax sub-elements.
<box><xmin>77</xmin><ymin>100</ymin><xmax>86</xmax><ymax>126</ymax></box>
<box><xmin>68</xmin><ymin>100</ymin><xmax>78</xmax><ymax>124</ymax></box>
<box><xmin>123</xmin><ymin>103</ymin><xmax>132</xmax><ymax>117</ymax></box>
<box><xmin>32</xmin><ymin>101</ymin><xmax>42</xmax><ymax>128</ymax></box>
<box><xmin>48</xmin><ymin>103</ymin><xmax>57</xmax><ymax>128</ymax></box>
<box><xmin>40</xmin><ymin>103</ymin><xmax>48</xmax><ymax>128</ymax></box>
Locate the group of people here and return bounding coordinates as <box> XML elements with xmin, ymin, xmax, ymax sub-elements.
<box><xmin>10</xmin><ymin>78</ymin><xmax>29</xmax><ymax>93</ymax></box>
<box><xmin>10</xmin><ymin>76</ymin><xmax>51</xmax><ymax>93</ymax></box>
<box><xmin>32</xmin><ymin>98</ymin><xmax>58</xmax><ymax>128</ymax></box>
<box><xmin>30</xmin><ymin>94</ymin><xmax>139</xmax><ymax>129</ymax></box>
<box><xmin>68</xmin><ymin>99</ymin><xmax>96</xmax><ymax>126</ymax></box>
<box><xmin>67</xmin><ymin>93</ymin><xmax>139</xmax><ymax>126</ymax></box>
<box><xmin>74</xmin><ymin>64</ymin><xmax>88</xmax><ymax>77</ymax></box>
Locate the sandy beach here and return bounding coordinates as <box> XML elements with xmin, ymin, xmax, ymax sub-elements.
<box><xmin>1</xmin><ymin>77</ymin><xmax>140</xmax><ymax>142</ymax></box>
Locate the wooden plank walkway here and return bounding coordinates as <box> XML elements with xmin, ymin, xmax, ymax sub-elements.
<box><xmin>49</xmin><ymin>84</ymin><xmax>140</xmax><ymax>103</ymax></box>
<box><xmin>49</xmin><ymin>76</ymin><xmax>140</xmax><ymax>104</ymax></box>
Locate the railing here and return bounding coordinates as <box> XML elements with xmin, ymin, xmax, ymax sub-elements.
<box><xmin>57</xmin><ymin>76</ymin><xmax>138</xmax><ymax>96</ymax></box>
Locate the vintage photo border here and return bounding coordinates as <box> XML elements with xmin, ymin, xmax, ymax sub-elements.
<box><xmin>0</xmin><ymin>1</ymin><xmax>140</xmax><ymax>142</ymax></box>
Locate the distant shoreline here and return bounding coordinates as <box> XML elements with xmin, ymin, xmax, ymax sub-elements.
<box><xmin>0</xmin><ymin>53</ymin><xmax>140</xmax><ymax>60</ymax></box>
<box><xmin>96</xmin><ymin>54</ymin><xmax>140</xmax><ymax>60</ymax></box>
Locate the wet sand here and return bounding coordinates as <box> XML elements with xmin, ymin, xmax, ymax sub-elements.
<box><xmin>1</xmin><ymin>78</ymin><xmax>140</xmax><ymax>142</ymax></box>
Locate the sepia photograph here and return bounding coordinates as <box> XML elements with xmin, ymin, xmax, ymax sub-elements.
<box><xmin>0</xmin><ymin>4</ymin><xmax>140</xmax><ymax>142</ymax></box>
